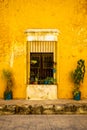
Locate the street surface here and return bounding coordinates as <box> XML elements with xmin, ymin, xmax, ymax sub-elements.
<box><xmin>0</xmin><ymin>115</ymin><xmax>87</xmax><ymax>130</ymax></box>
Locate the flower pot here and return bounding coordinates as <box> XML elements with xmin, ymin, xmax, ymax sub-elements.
<box><xmin>73</xmin><ymin>91</ymin><xmax>81</xmax><ymax>100</ymax></box>
<box><xmin>4</xmin><ymin>90</ymin><xmax>13</xmax><ymax>100</ymax></box>
<box><xmin>44</xmin><ymin>81</ymin><xmax>48</xmax><ymax>84</ymax></box>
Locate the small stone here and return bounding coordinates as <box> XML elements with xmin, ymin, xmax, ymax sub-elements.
<box><xmin>43</xmin><ymin>109</ymin><xmax>55</xmax><ymax>114</ymax></box>
<box><xmin>43</xmin><ymin>105</ymin><xmax>53</xmax><ymax>110</ymax></box>
<box><xmin>77</xmin><ymin>107</ymin><xmax>85</xmax><ymax>114</ymax></box>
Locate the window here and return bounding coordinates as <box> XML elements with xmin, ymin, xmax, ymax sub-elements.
<box><xmin>30</xmin><ymin>53</ymin><xmax>53</xmax><ymax>84</ymax></box>
<box><xmin>25</xmin><ymin>29</ymin><xmax>59</xmax><ymax>85</ymax></box>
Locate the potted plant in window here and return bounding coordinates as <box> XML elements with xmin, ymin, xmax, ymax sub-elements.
<box><xmin>2</xmin><ymin>69</ymin><xmax>14</xmax><ymax>100</ymax></box>
<box><xmin>44</xmin><ymin>77</ymin><xmax>56</xmax><ymax>84</ymax></box>
<box><xmin>71</xmin><ymin>59</ymin><xmax>85</xmax><ymax>100</ymax></box>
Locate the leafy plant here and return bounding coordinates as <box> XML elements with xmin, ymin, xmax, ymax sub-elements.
<box><xmin>44</xmin><ymin>77</ymin><xmax>56</xmax><ymax>84</ymax></box>
<box><xmin>2</xmin><ymin>69</ymin><xmax>13</xmax><ymax>90</ymax></box>
<box><xmin>2</xmin><ymin>69</ymin><xmax>14</xmax><ymax>99</ymax></box>
<box><xmin>72</xmin><ymin>59</ymin><xmax>85</xmax><ymax>97</ymax></box>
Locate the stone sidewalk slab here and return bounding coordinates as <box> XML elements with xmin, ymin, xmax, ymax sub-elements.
<box><xmin>0</xmin><ymin>115</ymin><xmax>87</xmax><ymax>130</ymax></box>
<box><xmin>0</xmin><ymin>99</ymin><xmax>87</xmax><ymax>105</ymax></box>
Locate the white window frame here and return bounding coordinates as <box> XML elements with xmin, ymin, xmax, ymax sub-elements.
<box><xmin>25</xmin><ymin>29</ymin><xmax>59</xmax><ymax>85</ymax></box>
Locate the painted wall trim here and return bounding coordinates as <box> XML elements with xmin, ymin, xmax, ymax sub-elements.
<box><xmin>24</xmin><ymin>29</ymin><xmax>60</xmax><ymax>41</ymax></box>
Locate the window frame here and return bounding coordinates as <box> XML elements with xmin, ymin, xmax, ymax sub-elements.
<box><xmin>25</xmin><ymin>29</ymin><xmax>59</xmax><ymax>85</ymax></box>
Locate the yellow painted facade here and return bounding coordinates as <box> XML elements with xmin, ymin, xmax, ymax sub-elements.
<box><xmin>0</xmin><ymin>0</ymin><xmax>87</xmax><ymax>99</ymax></box>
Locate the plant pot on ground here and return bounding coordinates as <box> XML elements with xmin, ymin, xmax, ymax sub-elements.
<box><xmin>2</xmin><ymin>69</ymin><xmax>14</xmax><ymax>100</ymax></box>
<box><xmin>71</xmin><ymin>59</ymin><xmax>85</xmax><ymax>100</ymax></box>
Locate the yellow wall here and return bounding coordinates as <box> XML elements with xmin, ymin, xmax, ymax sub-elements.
<box><xmin>0</xmin><ymin>0</ymin><xmax>87</xmax><ymax>99</ymax></box>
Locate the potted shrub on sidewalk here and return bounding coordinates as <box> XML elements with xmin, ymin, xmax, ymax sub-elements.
<box><xmin>72</xmin><ymin>59</ymin><xmax>85</xmax><ymax>100</ymax></box>
<box><xmin>2</xmin><ymin>69</ymin><xmax>14</xmax><ymax>100</ymax></box>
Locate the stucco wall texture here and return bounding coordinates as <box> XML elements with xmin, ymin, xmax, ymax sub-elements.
<box><xmin>0</xmin><ymin>0</ymin><xmax>87</xmax><ymax>99</ymax></box>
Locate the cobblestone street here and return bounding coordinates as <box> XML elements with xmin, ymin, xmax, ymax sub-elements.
<box><xmin>0</xmin><ymin>115</ymin><xmax>87</xmax><ymax>130</ymax></box>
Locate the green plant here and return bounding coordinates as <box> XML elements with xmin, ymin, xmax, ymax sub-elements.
<box><xmin>2</xmin><ymin>69</ymin><xmax>14</xmax><ymax>99</ymax></box>
<box><xmin>72</xmin><ymin>59</ymin><xmax>85</xmax><ymax>98</ymax></box>
<box><xmin>44</xmin><ymin>77</ymin><xmax>56</xmax><ymax>84</ymax></box>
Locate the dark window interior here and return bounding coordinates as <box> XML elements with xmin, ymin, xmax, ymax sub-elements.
<box><xmin>30</xmin><ymin>53</ymin><xmax>53</xmax><ymax>84</ymax></box>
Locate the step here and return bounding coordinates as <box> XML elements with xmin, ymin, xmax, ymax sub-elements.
<box><xmin>0</xmin><ymin>99</ymin><xmax>87</xmax><ymax>115</ymax></box>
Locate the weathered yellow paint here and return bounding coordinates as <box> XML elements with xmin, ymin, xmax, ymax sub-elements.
<box><xmin>0</xmin><ymin>0</ymin><xmax>87</xmax><ymax>99</ymax></box>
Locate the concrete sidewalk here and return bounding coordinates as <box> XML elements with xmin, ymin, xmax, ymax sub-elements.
<box><xmin>0</xmin><ymin>99</ymin><xmax>87</xmax><ymax>105</ymax></box>
<box><xmin>0</xmin><ymin>115</ymin><xmax>87</xmax><ymax>130</ymax></box>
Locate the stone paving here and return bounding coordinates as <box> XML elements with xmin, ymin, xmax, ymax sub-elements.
<box><xmin>0</xmin><ymin>99</ymin><xmax>87</xmax><ymax>115</ymax></box>
<box><xmin>0</xmin><ymin>115</ymin><xmax>87</xmax><ymax>130</ymax></box>
<box><xmin>1</xmin><ymin>99</ymin><xmax>87</xmax><ymax>105</ymax></box>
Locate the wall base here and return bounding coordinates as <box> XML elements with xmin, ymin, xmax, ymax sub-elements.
<box><xmin>26</xmin><ymin>85</ymin><xmax>57</xmax><ymax>100</ymax></box>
